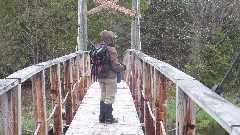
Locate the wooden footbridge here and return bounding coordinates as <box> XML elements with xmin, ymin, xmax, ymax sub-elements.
<box><xmin>1</xmin><ymin>1</ymin><xmax>240</xmax><ymax>135</ymax></box>
<box><xmin>1</xmin><ymin>50</ymin><xmax>240</xmax><ymax>135</ymax></box>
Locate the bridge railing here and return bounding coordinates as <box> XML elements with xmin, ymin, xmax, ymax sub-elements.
<box><xmin>0</xmin><ymin>51</ymin><xmax>93</xmax><ymax>135</ymax></box>
<box><xmin>123</xmin><ymin>49</ymin><xmax>240</xmax><ymax>135</ymax></box>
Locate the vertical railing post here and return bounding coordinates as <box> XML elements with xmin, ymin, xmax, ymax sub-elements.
<box><xmin>135</xmin><ymin>56</ymin><xmax>140</xmax><ymax>108</ymax></box>
<box><xmin>125</xmin><ymin>51</ymin><xmax>131</xmax><ymax>85</ymax></box>
<box><xmin>50</xmin><ymin>64</ymin><xmax>63</xmax><ymax>134</ymax></box>
<box><xmin>84</xmin><ymin>53</ymin><xmax>88</xmax><ymax>90</ymax></box>
<box><xmin>0</xmin><ymin>92</ymin><xmax>10</xmax><ymax>134</ymax></box>
<box><xmin>176</xmin><ymin>86</ymin><xmax>195</xmax><ymax>135</ymax></box>
<box><xmin>130</xmin><ymin>52</ymin><xmax>134</xmax><ymax>94</ymax></box>
<box><xmin>63</xmin><ymin>59</ymin><xmax>73</xmax><ymax>127</ymax></box>
<box><xmin>0</xmin><ymin>80</ymin><xmax>21</xmax><ymax>135</ymax></box>
<box><xmin>131</xmin><ymin>54</ymin><xmax>136</xmax><ymax>100</ymax></box>
<box><xmin>73</xmin><ymin>55</ymin><xmax>81</xmax><ymax>112</ymax></box>
<box><xmin>72</xmin><ymin>57</ymin><xmax>80</xmax><ymax>109</ymax></box>
<box><xmin>139</xmin><ymin>59</ymin><xmax>144</xmax><ymax>123</ymax></box>
<box><xmin>155</xmin><ymin>70</ymin><xmax>167</xmax><ymax>135</ymax></box>
<box><xmin>12</xmin><ymin>84</ymin><xmax>22</xmax><ymax>135</ymax></box>
<box><xmin>86</xmin><ymin>52</ymin><xmax>92</xmax><ymax>88</ymax></box>
<box><xmin>144</xmin><ymin>63</ymin><xmax>154</xmax><ymax>135</ymax></box>
<box><xmin>32</xmin><ymin>71</ymin><xmax>47</xmax><ymax>135</ymax></box>
<box><xmin>74</xmin><ymin>56</ymin><xmax>80</xmax><ymax>107</ymax></box>
<box><xmin>78</xmin><ymin>54</ymin><xmax>84</xmax><ymax>104</ymax></box>
<box><xmin>142</xmin><ymin>61</ymin><xmax>147</xmax><ymax>133</ymax></box>
<box><xmin>136</xmin><ymin>57</ymin><xmax>141</xmax><ymax>118</ymax></box>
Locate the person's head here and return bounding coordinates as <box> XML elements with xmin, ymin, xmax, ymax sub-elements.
<box><xmin>100</xmin><ymin>30</ymin><xmax>116</xmax><ymax>47</ymax></box>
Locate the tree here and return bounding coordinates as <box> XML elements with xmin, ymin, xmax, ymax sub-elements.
<box><xmin>0</xmin><ymin>0</ymin><xmax>78</xmax><ymax>77</ymax></box>
<box><xmin>141</xmin><ymin>1</ymin><xmax>193</xmax><ymax>69</ymax></box>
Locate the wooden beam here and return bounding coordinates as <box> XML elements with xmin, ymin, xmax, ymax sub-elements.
<box><xmin>88</xmin><ymin>0</ymin><xmax>120</xmax><ymax>16</ymax></box>
<box><xmin>176</xmin><ymin>87</ymin><xmax>195</xmax><ymax>135</ymax></box>
<box><xmin>32</xmin><ymin>71</ymin><xmax>47</xmax><ymax>135</ymax></box>
<box><xmin>50</xmin><ymin>64</ymin><xmax>63</xmax><ymax>135</ymax></box>
<box><xmin>12</xmin><ymin>85</ymin><xmax>21</xmax><ymax>135</ymax></box>
<box><xmin>88</xmin><ymin>0</ymin><xmax>138</xmax><ymax>17</ymax></box>
<box><xmin>63</xmin><ymin>59</ymin><xmax>73</xmax><ymax>127</ymax></box>
<box><xmin>0</xmin><ymin>93</ymin><xmax>10</xmax><ymax>135</ymax></box>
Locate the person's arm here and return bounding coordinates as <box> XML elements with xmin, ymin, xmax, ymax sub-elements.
<box><xmin>108</xmin><ymin>47</ymin><xmax>125</xmax><ymax>73</ymax></box>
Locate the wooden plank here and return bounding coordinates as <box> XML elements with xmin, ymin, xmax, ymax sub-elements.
<box><xmin>137</xmin><ymin>59</ymin><xmax>144</xmax><ymax>124</ymax></box>
<box><xmin>0</xmin><ymin>79</ymin><xmax>18</xmax><ymax>95</ymax></box>
<box><xmin>131</xmin><ymin>50</ymin><xmax>194</xmax><ymax>82</ymax></box>
<box><xmin>7</xmin><ymin>65</ymin><xmax>43</xmax><ymax>83</ymax></box>
<box><xmin>0</xmin><ymin>80</ymin><xmax>21</xmax><ymax>135</ymax></box>
<box><xmin>0</xmin><ymin>93</ymin><xmax>10</xmax><ymax>135</ymax></box>
<box><xmin>65</xmin><ymin>81</ymin><xmax>144</xmax><ymax>135</ymax></box>
<box><xmin>37</xmin><ymin>51</ymin><xmax>84</xmax><ymax>68</ymax></box>
<box><xmin>176</xmin><ymin>87</ymin><xmax>195</xmax><ymax>135</ymax></box>
<box><xmin>155</xmin><ymin>71</ymin><xmax>167</xmax><ymax>135</ymax></box>
<box><xmin>50</xmin><ymin>64</ymin><xmax>63</xmax><ymax>134</ymax></box>
<box><xmin>63</xmin><ymin>59</ymin><xmax>73</xmax><ymax>126</ymax></box>
<box><xmin>92</xmin><ymin>0</ymin><xmax>137</xmax><ymax>17</ymax></box>
<box><xmin>32</xmin><ymin>71</ymin><xmax>47</xmax><ymax>135</ymax></box>
<box><xmin>144</xmin><ymin>64</ymin><xmax>154</xmax><ymax>135</ymax></box>
<box><xmin>6</xmin><ymin>51</ymin><xmax>85</xmax><ymax>83</ymax></box>
<box><xmin>12</xmin><ymin>85</ymin><xmax>22</xmax><ymax>135</ymax></box>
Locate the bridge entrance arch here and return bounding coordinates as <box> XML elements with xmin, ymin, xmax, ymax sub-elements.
<box><xmin>77</xmin><ymin>0</ymin><xmax>141</xmax><ymax>51</ymax></box>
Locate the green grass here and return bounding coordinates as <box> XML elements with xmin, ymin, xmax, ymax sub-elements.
<box><xmin>22</xmin><ymin>98</ymin><xmax>53</xmax><ymax>134</ymax></box>
<box><xmin>225</xmin><ymin>96</ymin><xmax>240</xmax><ymax>107</ymax></box>
<box><xmin>195</xmin><ymin>106</ymin><xmax>219</xmax><ymax>129</ymax></box>
<box><xmin>167</xmin><ymin>83</ymin><xmax>176</xmax><ymax>129</ymax></box>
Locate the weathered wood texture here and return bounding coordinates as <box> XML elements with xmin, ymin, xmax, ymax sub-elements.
<box><xmin>89</xmin><ymin>0</ymin><xmax>138</xmax><ymax>17</ymax></box>
<box><xmin>123</xmin><ymin>51</ymin><xmax>168</xmax><ymax>135</ymax></box>
<box><xmin>124</xmin><ymin>49</ymin><xmax>240</xmax><ymax>135</ymax></box>
<box><xmin>176</xmin><ymin>87</ymin><xmax>195</xmax><ymax>135</ymax></box>
<box><xmin>65</xmin><ymin>82</ymin><xmax>144</xmax><ymax>135</ymax></box>
<box><xmin>64</xmin><ymin>59</ymin><xmax>73</xmax><ymax>126</ymax></box>
<box><xmin>32</xmin><ymin>71</ymin><xmax>47</xmax><ymax>135</ymax></box>
<box><xmin>0</xmin><ymin>51</ymin><xmax>92</xmax><ymax>135</ymax></box>
<box><xmin>155</xmin><ymin>69</ymin><xmax>167</xmax><ymax>135</ymax></box>
<box><xmin>0</xmin><ymin>80</ymin><xmax>21</xmax><ymax>135</ymax></box>
<box><xmin>50</xmin><ymin>64</ymin><xmax>63</xmax><ymax>134</ymax></box>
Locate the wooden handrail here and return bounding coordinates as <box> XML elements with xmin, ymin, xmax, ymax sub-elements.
<box><xmin>0</xmin><ymin>51</ymin><xmax>93</xmax><ymax>135</ymax></box>
<box><xmin>123</xmin><ymin>49</ymin><xmax>240</xmax><ymax>135</ymax></box>
<box><xmin>1</xmin><ymin>48</ymin><xmax>240</xmax><ymax>135</ymax></box>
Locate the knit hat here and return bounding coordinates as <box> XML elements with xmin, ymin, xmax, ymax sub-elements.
<box><xmin>100</xmin><ymin>30</ymin><xmax>116</xmax><ymax>47</ymax></box>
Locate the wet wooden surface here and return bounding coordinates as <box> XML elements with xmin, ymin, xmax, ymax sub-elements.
<box><xmin>65</xmin><ymin>81</ymin><xmax>144</xmax><ymax>135</ymax></box>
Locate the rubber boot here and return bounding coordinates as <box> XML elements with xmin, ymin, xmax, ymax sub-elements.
<box><xmin>105</xmin><ymin>104</ymin><xmax>118</xmax><ymax>124</ymax></box>
<box><xmin>99</xmin><ymin>101</ymin><xmax>105</xmax><ymax>123</ymax></box>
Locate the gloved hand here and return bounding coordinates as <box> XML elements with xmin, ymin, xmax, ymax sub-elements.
<box><xmin>122</xmin><ymin>64</ymin><xmax>126</xmax><ymax>70</ymax></box>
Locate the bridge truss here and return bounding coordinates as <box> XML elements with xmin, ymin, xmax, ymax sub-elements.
<box><xmin>77</xmin><ymin>0</ymin><xmax>141</xmax><ymax>51</ymax></box>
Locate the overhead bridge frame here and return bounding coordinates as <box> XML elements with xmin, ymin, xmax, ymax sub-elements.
<box><xmin>77</xmin><ymin>0</ymin><xmax>141</xmax><ymax>51</ymax></box>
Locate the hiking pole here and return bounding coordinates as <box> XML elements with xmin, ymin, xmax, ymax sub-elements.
<box><xmin>196</xmin><ymin>52</ymin><xmax>240</xmax><ymax>115</ymax></box>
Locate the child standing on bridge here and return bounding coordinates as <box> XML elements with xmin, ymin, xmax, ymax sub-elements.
<box><xmin>98</xmin><ymin>30</ymin><xmax>126</xmax><ymax>124</ymax></box>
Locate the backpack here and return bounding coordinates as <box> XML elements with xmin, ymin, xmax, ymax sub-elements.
<box><xmin>89</xmin><ymin>43</ymin><xmax>111</xmax><ymax>81</ymax></box>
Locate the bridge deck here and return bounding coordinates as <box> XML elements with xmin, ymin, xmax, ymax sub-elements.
<box><xmin>65</xmin><ymin>81</ymin><xmax>144</xmax><ymax>135</ymax></box>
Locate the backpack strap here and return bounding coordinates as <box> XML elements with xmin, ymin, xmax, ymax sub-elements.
<box><xmin>106</xmin><ymin>46</ymin><xmax>111</xmax><ymax>66</ymax></box>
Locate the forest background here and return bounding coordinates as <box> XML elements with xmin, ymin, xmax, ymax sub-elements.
<box><xmin>0</xmin><ymin>0</ymin><xmax>240</xmax><ymax>132</ymax></box>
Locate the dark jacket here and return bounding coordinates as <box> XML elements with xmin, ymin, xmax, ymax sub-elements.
<box><xmin>98</xmin><ymin>30</ymin><xmax>124</xmax><ymax>79</ymax></box>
